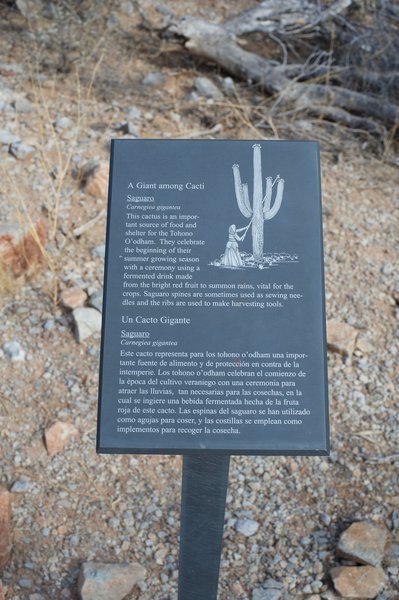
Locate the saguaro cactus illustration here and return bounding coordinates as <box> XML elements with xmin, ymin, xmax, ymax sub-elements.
<box><xmin>232</xmin><ymin>144</ymin><xmax>284</xmax><ymax>261</ymax></box>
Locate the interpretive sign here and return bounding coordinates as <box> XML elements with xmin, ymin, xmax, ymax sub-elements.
<box><xmin>97</xmin><ymin>139</ymin><xmax>329</xmax><ymax>455</ymax></box>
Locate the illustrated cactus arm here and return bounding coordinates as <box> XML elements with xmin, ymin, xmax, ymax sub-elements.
<box><xmin>232</xmin><ymin>164</ymin><xmax>252</xmax><ymax>218</ymax></box>
<box><xmin>263</xmin><ymin>176</ymin><xmax>273</xmax><ymax>213</ymax></box>
<box><xmin>242</xmin><ymin>183</ymin><xmax>251</xmax><ymax>216</ymax></box>
<box><xmin>264</xmin><ymin>178</ymin><xmax>284</xmax><ymax>220</ymax></box>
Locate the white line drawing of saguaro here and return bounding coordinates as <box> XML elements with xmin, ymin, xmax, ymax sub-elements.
<box><xmin>232</xmin><ymin>144</ymin><xmax>284</xmax><ymax>262</ymax></box>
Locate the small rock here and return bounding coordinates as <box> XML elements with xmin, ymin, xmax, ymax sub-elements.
<box><xmin>54</xmin><ymin>116</ymin><xmax>72</xmax><ymax>131</ymax></box>
<box><xmin>73</xmin><ymin>307</ymin><xmax>102</xmax><ymax>343</ymax></box>
<box><xmin>222</xmin><ymin>76</ymin><xmax>235</xmax><ymax>96</ymax></box>
<box><xmin>92</xmin><ymin>244</ymin><xmax>106</xmax><ymax>258</ymax></box>
<box><xmin>13</xmin><ymin>96</ymin><xmax>34</xmax><ymax>113</ymax></box>
<box><xmin>142</xmin><ymin>72</ymin><xmax>165</xmax><ymax>86</ymax></box>
<box><xmin>230</xmin><ymin>581</ymin><xmax>246</xmax><ymax>596</ymax></box>
<box><xmin>88</xmin><ymin>290</ymin><xmax>103</xmax><ymax>313</ymax></box>
<box><xmin>186</xmin><ymin>90</ymin><xmax>199</xmax><ymax>102</ymax></box>
<box><xmin>0</xmin><ymin>129</ymin><xmax>20</xmax><ymax>145</ymax></box>
<box><xmin>331</xmin><ymin>565</ymin><xmax>385</xmax><ymax>598</ymax></box>
<box><xmin>29</xmin><ymin>594</ymin><xmax>46</xmax><ymax>600</ymax></box>
<box><xmin>126</xmin><ymin>106</ymin><xmax>141</xmax><ymax>120</ymax></box>
<box><xmin>0</xmin><ymin>487</ymin><xmax>12</xmax><ymax>567</ymax></box>
<box><xmin>262</xmin><ymin>579</ymin><xmax>283</xmax><ymax>590</ymax></box>
<box><xmin>2</xmin><ymin>340</ymin><xmax>25</xmax><ymax>361</ymax></box>
<box><xmin>327</xmin><ymin>319</ymin><xmax>359</xmax><ymax>357</ymax></box>
<box><xmin>78</xmin><ymin>561</ymin><xmax>146</xmax><ymax>600</ymax></box>
<box><xmin>337</xmin><ymin>521</ymin><xmax>388</xmax><ymax>566</ymax></box>
<box><xmin>83</xmin><ymin>162</ymin><xmax>109</xmax><ymax>198</ymax></box>
<box><xmin>18</xmin><ymin>578</ymin><xmax>33</xmax><ymax>588</ymax></box>
<box><xmin>10</xmin><ymin>480</ymin><xmax>31</xmax><ymax>493</ymax></box>
<box><xmin>0</xmin><ymin>63</ymin><xmax>24</xmax><ymax>75</ymax></box>
<box><xmin>60</xmin><ymin>287</ymin><xmax>87</xmax><ymax>310</ymax></box>
<box><xmin>194</xmin><ymin>76</ymin><xmax>224</xmax><ymax>100</ymax></box>
<box><xmin>107</xmin><ymin>12</ymin><xmax>119</xmax><ymax>27</ymax></box>
<box><xmin>9</xmin><ymin>141</ymin><xmax>35</xmax><ymax>160</ymax></box>
<box><xmin>356</xmin><ymin>336</ymin><xmax>373</xmax><ymax>354</ymax></box>
<box><xmin>156</xmin><ymin>3</ymin><xmax>172</xmax><ymax>15</ymax></box>
<box><xmin>320</xmin><ymin>592</ymin><xmax>341</xmax><ymax>600</ymax></box>
<box><xmin>120</xmin><ymin>0</ymin><xmax>133</xmax><ymax>15</ymax></box>
<box><xmin>116</xmin><ymin>122</ymin><xmax>139</xmax><ymax>137</ymax></box>
<box><xmin>386</xmin><ymin>496</ymin><xmax>399</xmax><ymax>507</ymax></box>
<box><xmin>235</xmin><ymin>519</ymin><xmax>259</xmax><ymax>537</ymax></box>
<box><xmin>43</xmin><ymin>319</ymin><xmax>55</xmax><ymax>330</ymax></box>
<box><xmin>0</xmin><ymin>85</ymin><xmax>14</xmax><ymax>108</ymax></box>
<box><xmin>44</xmin><ymin>421</ymin><xmax>78</xmax><ymax>456</ymax></box>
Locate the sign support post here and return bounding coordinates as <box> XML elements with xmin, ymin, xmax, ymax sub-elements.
<box><xmin>178</xmin><ymin>454</ymin><xmax>230</xmax><ymax>600</ymax></box>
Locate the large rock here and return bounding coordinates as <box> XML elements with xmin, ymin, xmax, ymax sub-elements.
<box><xmin>331</xmin><ymin>565</ymin><xmax>385</xmax><ymax>598</ymax></box>
<box><xmin>337</xmin><ymin>521</ymin><xmax>388</xmax><ymax>566</ymax></box>
<box><xmin>0</xmin><ymin>487</ymin><xmax>12</xmax><ymax>567</ymax></box>
<box><xmin>78</xmin><ymin>561</ymin><xmax>146</xmax><ymax>600</ymax></box>
<box><xmin>73</xmin><ymin>307</ymin><xmax>102</xmax><ymax>343</ymax></box>
<box><xmin>327</xmin><ymin>320</ymin><xmax>358</xmax><ymax>357</ymax></box>
<box><xmin>44</xmin><ymin>421</ymin><xmax>78</xmax><ymax>456</ymax></box>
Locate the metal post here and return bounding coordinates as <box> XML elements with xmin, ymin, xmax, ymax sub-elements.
<box><xmin>178</xmin><ymin>454</ymin><xmax>230</xmax><ymax>600</ymax></box>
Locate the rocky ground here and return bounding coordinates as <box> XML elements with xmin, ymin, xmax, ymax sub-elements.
<box><xmin>0</xmin><ymin>1</ymin><xmax>398</xmax><ymax>599</ymax></box>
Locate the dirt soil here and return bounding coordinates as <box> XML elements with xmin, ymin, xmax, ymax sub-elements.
<box><xmin>0</xmin><ymin>1</ymin><xmax>398</xmax><ymax>599</ymax></box>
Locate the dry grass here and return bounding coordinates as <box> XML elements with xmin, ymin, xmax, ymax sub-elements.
<box><xmin>2</xmin><ymin>40</ymin><xmax>107</xmax><ymax>304</ymax></box>
<box><xmin>0</xmin><ymin>262</ymin><xmax>15</xmax><ymax>297</ymax></box>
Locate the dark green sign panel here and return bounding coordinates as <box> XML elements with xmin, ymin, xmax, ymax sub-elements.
<box><xmin>97</xmin><ymin>140</ymin><xmax>329</xmax><ymax>455</ymax></box>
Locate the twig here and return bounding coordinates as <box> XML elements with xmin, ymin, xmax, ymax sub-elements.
<box><xmin>72</xmin><ymin>209</ymin><xmax>106</xmax><ymax>237</ymax></box>
<box><xmin>174</xmin><ymin>123</ymin><xmax>223</xmax><ymax>138</ymax></box>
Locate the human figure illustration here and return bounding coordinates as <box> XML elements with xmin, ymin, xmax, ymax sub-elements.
<box><xmin>221</xmin><ymin>224</ymin><xmax>249</xmax><ymax>267</ymax></box>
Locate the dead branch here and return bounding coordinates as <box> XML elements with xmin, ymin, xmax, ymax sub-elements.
<box><xmin>306</xmin><ymin>105</ymin><xmax>386</xmax><ymax>135</ymax></box>
<box><xmin>168</xmin><ymin>16</ymin><xmax>399</xmax><ymax>127</ymax></box>
<box><xmin>223</xmin><ymin>0</ymin><xmax>353</xmax><ymax>36</ymax></box>
<box><xmin>169</xmin><ymin>17</ymin><xmax>287</xmax><ymax>94</ymax></box>
<box><xmin>291</xmin><ymin>84</ymin><xmax>398</xmax><ymax>125</ymax></box>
